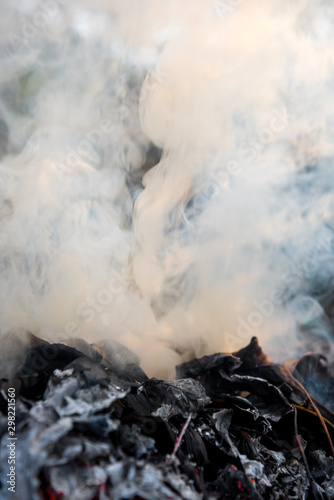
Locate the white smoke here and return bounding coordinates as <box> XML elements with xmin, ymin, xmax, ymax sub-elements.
<box><xmin>0</xmin><ymin>0</ymin><xmax>334</xmax><ymax>378</ymax></box>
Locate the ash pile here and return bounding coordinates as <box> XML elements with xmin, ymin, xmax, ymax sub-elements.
<box><xmin>1</xmin><ymin>333</ymin><xmax>334</xmax><ymax>500</ymax></box>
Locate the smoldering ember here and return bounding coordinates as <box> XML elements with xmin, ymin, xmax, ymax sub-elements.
<box><xmin>1</xmin><ymin>1</ymin><xmax>334</xmax><ymax>499</ymax></box>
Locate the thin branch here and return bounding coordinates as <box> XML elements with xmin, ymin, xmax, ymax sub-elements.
<box><xmin>165</xmin><ymin>413</ymin><xmax>192</xmax><ymax>465</ymax></box>
<box><xmin>286</xmin><ymin>366</ymin><xmax>334</xmax><ymax>456</ymax></box>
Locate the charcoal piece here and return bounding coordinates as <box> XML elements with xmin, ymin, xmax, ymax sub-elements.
<box><xmin>12</xmin><ymin>337</ymin><xmax>144</xmax><ymax>401</ymax></box>
<box><xmin>213</xmin><ymin>409</ymin><xmax>239</xmax><ymax>458</ymax></box>
<box><xmin>167</xmin><ymin>378</ymin><xmax>211</xmax><ymax>408</ymax></box>
<box><xmin>228</xmin><ymin>402</ymin><xmax>272</xmax><ymax>436</ymax></box>
<box><xmin>112</xmin><ymin>363</ymin><xmax>148</xmax><ymax>384</ymax></box>
<box><xmin>123</xmin><ymin>377</ymin><xmax>210</xmax><ymax>420</ymax></box>
<box><xmin>231</xmin><ymin>339</ymin><xmax>334</xmax><ymax>424</ymax></box>
<box><xmin>176</xmin><ymin>352</ymin><xmax>242</xmax><ymax>380</ymax></box>
<box><xmin>145</xmin><ymin>418</ymin><xmax>176</xmax><ymax>455</ymax></box>
<box><xmin>235</xmin><ymin>375</ymin><xmax>293</xmax><ymax>421</ymax></box>
<box><xmin>237</xmin><ymin>376</ymin><xmax>291</xmax><ymax>421</ymax></box>
<box><xmin>14</xmin><ymin>343</ymin><xmax>86</xmax><ymax>400</ymax></box>
<box><xmin>0</xmin><ymin>330</ymin><xmax>45</xmax><ymax>381</ymax></box>
<box><xmin>233</xmin><ymin>336</ymin><xmax>271</xmax><ymax>369</ymax></box>
<box><xmin>11</xmin><ymin>372</ymin><xmax>49</xmax><ymax>401</ymax></box>
<box><xmin>122</xmin><ymin>388</ymin><xmax>157</xmax><ymax>417</ymax></box>
<box><xmin>66</xmin><ymin>337</ymin><xmax>148</xmax><ymax>382</ymax></box>
<box><xmin>209</xmin><ymin>392</ymin><xmax>260</xmax><ymax>412</ymax></box>
<box><xmin>18</xmin><ymin>343</ymin><xmax>85</xmax><ymax>377</ymax></box>
<box><xmin>65</xmin><ymin>356</ymin><xmax>110</xmax><ymax>387</ymax></box>
<box><xmin>226</xmin><ymin>397</ymin><xmax>266</xmax><ymax>425</ymax></box>
<box><xmin>177</xmin><ymin>352</ymin><xmax>292</xmax><ymax>422</ymax></box>
<box><xmin>181</xmin><ymin>425</ymin><xmax>209</xmax><ymax>464</ymax></box>
<box><xmin>209</xmin><ymin>406</ymin><xmax>270</xmax><ymax>463</ymax></box>
<box><xmin>232</xmin><ymin>337</ymin><xmax>301</xmax><ymax>396</ymax></box>
<box><xmin>215</xmin><ymin>338</ymin><xmax>307</xmax><ymax>409</ymax></box>
<box><xmin>213</xmin><ymin>409</ymin><xmax>233</xmax><ymax>442</ymax></box>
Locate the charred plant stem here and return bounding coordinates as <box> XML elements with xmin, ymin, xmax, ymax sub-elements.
<box><xmin>311</xmin><ymin>396</ymin><xmax>334</xmax><ymax>420</ymax></box>
<box><xmin>286</xmin><ymin>367</ymin><xmax>334</xmax><ymax>456</ymax></box>
<box><xmin>292</xmin><ymin>404</ymin><xmax>334</xmax><ymax>430</ymax></box>
<box><xmin>294</xmin><ymin>407</ymin><xmax>312</xmax><ymax>480</ymax></box>
<box><xmin>165</xmin><ymin>413</ymin><xmax>192</xmax><ymax>465</ymax></box>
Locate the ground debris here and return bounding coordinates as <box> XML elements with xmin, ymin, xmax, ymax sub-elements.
<box><xmin>0</xmin><ymin>335</ymin><xmax>333</xmax><ymax>499</ymax></box>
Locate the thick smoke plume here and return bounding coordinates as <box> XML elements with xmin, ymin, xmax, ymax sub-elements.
<box><xmin>0</xmin><ymin>0</ymin><xmax>334</xmax><ymax>378</ymax></box>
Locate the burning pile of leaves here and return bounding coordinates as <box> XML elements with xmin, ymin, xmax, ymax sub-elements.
<box><xmin>0</xmin><ymin>333</ymin><xmax>333</xmax><ymax>500</ymax></box>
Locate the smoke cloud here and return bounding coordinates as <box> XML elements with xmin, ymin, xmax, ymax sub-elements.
<box><xmin>0</xmin><ymin>0</ymin><xmax>334</xmax><ymax>378</ymax></box>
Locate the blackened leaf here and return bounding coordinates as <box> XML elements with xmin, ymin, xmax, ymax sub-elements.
<box><xmin>124</xmin><ymin>378</ymin><xmax>210</xmax><ymax>420</ymax></box>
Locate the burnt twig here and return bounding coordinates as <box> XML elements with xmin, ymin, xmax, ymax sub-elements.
<box><xmin>165</xmin><ymin>413</ymin><xmax>192</xmax><ymax>465</ymax></box>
